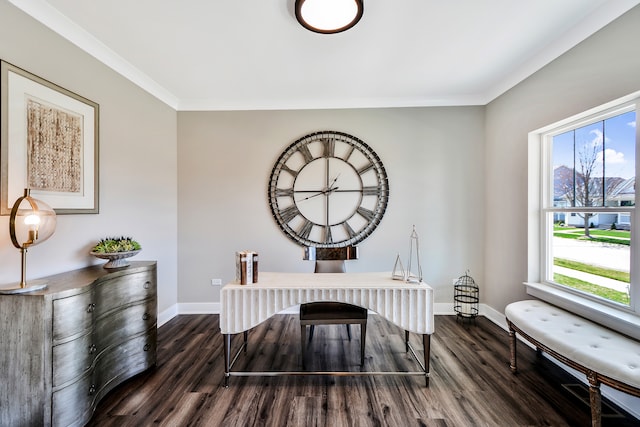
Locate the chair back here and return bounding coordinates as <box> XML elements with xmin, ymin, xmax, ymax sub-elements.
<box><xmin>314</xmin><ymin>260</ymin><xmax>346</xmax><ymax>273</ymax></box>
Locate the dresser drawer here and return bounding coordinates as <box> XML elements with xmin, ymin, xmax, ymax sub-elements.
<box><xmin>96</xmin><ymin>299</ymin><xmax>156</xmax><ymax>350</ymax></box>
<box><xmin>94</xmin><ymin>333</ymin><xmax>157</xmax><ymax>400</ymax></box>
<box><xmin>52</xmin><ymin>291</ymin><xmax>94</xmax><ymax>342</ymax></box>
<box><xmin>52</xmin><ymin>331</ymin><xmax>95</xmax><ymax>388</ymax></box>
<box><xmin>53</xmin><ymin>299</ymin><xmax>155</xmax><ymax>388</ymax></box>
<box><xmin>52</xmin><ymin>332</ymin><xmax>156</xmax><ymax>427</ymax></box>
<box><xmin>51</xmin><ymin>371</ymin><xmax>94</xmax><ymax>427</ymax></box>
<box><xmin>94</xmin><ymin>271</ymin><xmax>155</xmax><ymax>317</ymax></box>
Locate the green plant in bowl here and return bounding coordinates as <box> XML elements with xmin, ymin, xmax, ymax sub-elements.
<box><xmin>92</xmin><ymin>236</ymin><xmax>141</xmax><ymax>253</ymax></box>
<box><xmin>91</xmin><ymin>237</ymin><xmax>142</xmax><ymax>268</ymax></box>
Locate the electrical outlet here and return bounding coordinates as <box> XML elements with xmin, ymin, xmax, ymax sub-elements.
<box><xmin>211</xmin><ymin>278</ymin><xmax>222</xmax><ymax>286</ymax></box>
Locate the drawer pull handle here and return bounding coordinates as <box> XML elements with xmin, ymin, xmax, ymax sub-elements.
<box><xmin>88</xmin><ymin>385</ymin><xmax>96</xmax><ymax>396</ymax></box>
<box><xmin>143</xmin><ymin>281</ymin><xmax>150</xmax><ymax>289</ymax></box>
<box><xmin>86</xmin><ymin>303</ymin><xmax>96</xmax><ymax>313</ymax></box>
<box><xmin>88</xmin><ymin>344</ymin><xmax>97</xmax><ymax>354</ymax></box>
<box><xmin>142</xmin><ymin>313</ymin><xmax>150</xmax><ymax>321</ymax></box>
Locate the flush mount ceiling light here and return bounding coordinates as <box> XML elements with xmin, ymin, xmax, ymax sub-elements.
<box><xmin>295</xmin><ymin>0</ymin><xmax>364</xmax><ymax>34</ymax></box>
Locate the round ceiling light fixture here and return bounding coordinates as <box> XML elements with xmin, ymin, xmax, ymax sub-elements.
<box><xmin>295</xmin><ymin>0</ymin><xmax>364</xmax><ymax>34</ymax></box>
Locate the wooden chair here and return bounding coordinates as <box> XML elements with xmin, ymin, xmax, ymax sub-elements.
<box><xmin>300</xmin><ymin>260</ymin><xmax>367</xmax><ymax>369</ymax></box>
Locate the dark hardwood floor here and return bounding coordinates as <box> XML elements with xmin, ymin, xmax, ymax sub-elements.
<box><xmin>87</xmin><ymin>314</ymin><xmax>638</xmax><ymax>426</ymax></box>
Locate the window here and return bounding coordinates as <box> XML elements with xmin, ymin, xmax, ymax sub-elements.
<box><xmin>546</xmin><ymin>108</ymin><xmax>635</xmax><ymax>306</ymax></box>
<box><xmin>529</xmin><ymin>93</ymin><xmax>639</xmax><ymax>332</ymax></box>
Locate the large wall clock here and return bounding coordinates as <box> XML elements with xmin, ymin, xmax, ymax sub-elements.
<box><xmin>268</xmin><ymin>131</ymin><xmax>389</xmax><ymax>248</ymax></box>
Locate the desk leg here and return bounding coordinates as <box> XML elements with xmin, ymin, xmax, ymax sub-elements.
<box><xmin>223</xmin><ymin>334</ymin><xmax>231</xmax><ymax>387</ymax></box>
<box><xmin>423</xmin><ymin>334</ymin><xmax>430</xmax><ymax>387</ymax></box>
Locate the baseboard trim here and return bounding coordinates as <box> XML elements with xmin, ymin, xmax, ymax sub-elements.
<box><xmin>158</xmin><ymin>305</ymin><xmax>178</xmax><ymax>327</ymax></box>
<box><xmin>178</xmin><ymin>302</ymin><xmax>221</xmax><ymax>314</ymax></box>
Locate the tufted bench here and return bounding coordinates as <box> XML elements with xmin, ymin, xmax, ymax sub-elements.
<box><xmin>505</xmin><ymin>300</ymin><xmax>640</xmax><ymax>427</ymax></box>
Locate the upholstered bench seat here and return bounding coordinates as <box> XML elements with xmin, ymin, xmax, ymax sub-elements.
<box><xmin>505</xmin><ymin>299</ymin><xmax>640</xmax><ymax>427</ymax></box>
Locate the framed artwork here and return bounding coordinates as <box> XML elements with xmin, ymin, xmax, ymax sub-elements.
<box><xmin>1</xmin><ymin>60</ymin><xmax>99</xmax><ymax>215</ymax></box>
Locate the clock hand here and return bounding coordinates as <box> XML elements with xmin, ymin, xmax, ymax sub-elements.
<box><xmin>299</xmin><ymin>191</ymin><xmax>325</xmax><ymax>201</ymax></box>
<box><xmin>298</xmin><ymin>186</ymin><xmax>340</xmax><ymax>201</ymax></box>
<box><xmin>328</xmin><ymin>173</ymin><xmax>340</xmax><ymax>189</ymax></box>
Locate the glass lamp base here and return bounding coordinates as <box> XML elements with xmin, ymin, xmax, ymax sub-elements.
<box><xmin>0</xmin><ymin>279</ymin><xmax>48</xmax><ymax>295</ymax></box>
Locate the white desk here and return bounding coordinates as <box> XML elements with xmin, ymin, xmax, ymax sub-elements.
<box><xmin>220</xmin><ymin>272</ymin><xmax>434</xmax><ymax>386</ymax></box>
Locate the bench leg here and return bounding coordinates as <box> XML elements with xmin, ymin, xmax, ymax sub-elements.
<box><xmin>587</xmin><ymin>370</ymin><xmax>602</xmax><ymax>427</ymax></box>
<box><xmin>508</xmin><ymin>322</ymin><xmax>517</xmax><ymax>373</ymax></box>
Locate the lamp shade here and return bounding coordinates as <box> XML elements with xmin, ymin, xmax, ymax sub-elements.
<box><xmin>295</xmin><ymin>0</ymin><xmax>364</xmax><ymax>34</ymax></box>
<box><xmin>10</xmin><ymin>189</ymin><xmax>57</xmax><ymax>250</ymax></box>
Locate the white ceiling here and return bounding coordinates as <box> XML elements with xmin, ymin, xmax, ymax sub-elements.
<box><xmin>9</xmin><ymin>0</ymin><xmax>640</xmax><ymax>111</ymax></box>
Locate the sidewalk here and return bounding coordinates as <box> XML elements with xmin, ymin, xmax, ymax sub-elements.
<box><xmin>552</xmin><ymin>236</ymin><xmax>630</xmax><ymax>294</ymax></box>
<box><xmin>553</xmin><ymin>237</ymin><xmax>629</xmax><ymax>272</ymax></box>
<box><xmin>553</xmin><ymin>266</ymin><xmax>629</xmax><ymax>293</ymax></box>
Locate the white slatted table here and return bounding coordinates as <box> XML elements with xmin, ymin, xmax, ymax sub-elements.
<box><xmin>220</xmin><ymin>272</ymin><xmax>434</xmax><ymax>386</ymax></box>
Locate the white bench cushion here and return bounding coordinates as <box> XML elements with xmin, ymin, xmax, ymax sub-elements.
<box><xmin>506</xmin><ymin>300</ymin><xmax>640</xmax><ymax>388</ymax></box>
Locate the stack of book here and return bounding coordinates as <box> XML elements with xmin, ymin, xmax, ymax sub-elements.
<box><xmin>235</xmin><ymin>251</ymin><xmax>258</xmax><ymax>285</ymax></box>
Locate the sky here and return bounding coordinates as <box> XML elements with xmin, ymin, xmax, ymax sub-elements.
<box><xmin>553</xmin><ymin>110</ymin><xmax>636</xmax><ymax>180</ymax></box>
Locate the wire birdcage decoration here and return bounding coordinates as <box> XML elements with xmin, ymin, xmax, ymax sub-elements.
<box><xmin>453</xmin><ymin>270</ymin><xmax>479</xmax><ymax>321</ymax></box>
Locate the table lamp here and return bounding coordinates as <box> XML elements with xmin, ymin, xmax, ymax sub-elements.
<box><xmin>0</xmin><ymin>189</ymin><xmax>57</xmax><ymax>294</ymax></box>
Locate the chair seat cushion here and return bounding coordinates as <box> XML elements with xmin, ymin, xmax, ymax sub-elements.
<box><xmin>300</xmin><ymin>302</ymin><xmax>367</xmax><ymax>321</ymax></box>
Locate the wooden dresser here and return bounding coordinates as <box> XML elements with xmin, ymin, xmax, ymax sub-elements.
<box><xmin>0</xmin><ymin>261</ymin><xmax>157</xmax><ymax>427</ymax></box>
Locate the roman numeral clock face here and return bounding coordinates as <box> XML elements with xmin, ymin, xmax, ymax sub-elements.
<box><xmin>268</xmin><ymin>131</ymin><xmax>389</xmax><ymax>248</ymax></box>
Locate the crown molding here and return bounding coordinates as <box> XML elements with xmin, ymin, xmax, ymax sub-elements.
<box><xmin>8</xmin><ymin>0</ymin><xmax>180</xmax><ymax>109</ymax></box>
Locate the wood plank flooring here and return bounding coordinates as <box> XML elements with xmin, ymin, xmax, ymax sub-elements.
<box><xmin>87</xmin><ymin>314</ymin><xmax>638</xmax><ymax>426</ymax></box>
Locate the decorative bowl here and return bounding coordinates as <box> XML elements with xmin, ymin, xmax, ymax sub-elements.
<box><xmin>90</xmin><ymin>250</ymin><xmax>141</xmax><ymax>269</ymax></box>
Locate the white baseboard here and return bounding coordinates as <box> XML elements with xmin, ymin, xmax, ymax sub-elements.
<box><xmin>177</xmin><ymin>302</ymin><xmax>221</xmax><ymax>314</ymax></box>
<box><xmin>157</xmin><ymin>303</ymin><xmax>219</xmax><ymax>326</ymax></box>
<box><xmin>158</xmin><ymin>305</ymin><xmax>178</xmax><ymax>327</ymax></box>
<box><xmin>480</xmin><ymin>303</ymin><xmax>507</xmax><ymax>329</ymax></box>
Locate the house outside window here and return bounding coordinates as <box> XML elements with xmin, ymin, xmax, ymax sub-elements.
<box><xmin>528</xmin><ymin>93</ymin><xmax>639</xmax><ymax>336</ymax></box>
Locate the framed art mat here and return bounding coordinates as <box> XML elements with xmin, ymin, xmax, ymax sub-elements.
<box><xmin>1</xmin><ymin>60</ymin><xmax>99</xmax><ymax>214</ymax></box>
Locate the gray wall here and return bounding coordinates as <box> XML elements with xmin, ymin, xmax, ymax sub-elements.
<box><xmin>177</xmin><ymin>107</ymin><xmax>485</xmax><ymax>306</ymax></box>
<box><xmin>484</xmin><ymin>6</ymin><xmax>640</xmax><ymax>313</ymax></box>
<box><xmin>2</xmin><ymin>0</ymin><xmax>639</xmax><ymax>319</ymax></box>
<box><xmin>0</xmin><ymin>2</ymin><xmax>179</xmax><ymax>314</ymax></box>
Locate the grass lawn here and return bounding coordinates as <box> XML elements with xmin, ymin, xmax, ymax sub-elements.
<box><xmin>554</xmin><ymin>258</ymin><xmax>630</xmax><ymax>283</ymax></box>
<box><xmin>553</xmin><ymin>226</ymin><xmax>629</xmax><ymax>236</ymax></box>
<box><xmin>586</xmin><ymin>229</ymin><xmax>631</xmax><ymax>238</ymax></box>
<box><xmin>554</xmin><ymin>273</ymin><xmax>630</xmax><ymax>305</ymax></box>
<box><xmin>553</xmin><ymin>227</ymin><xmax>630</xmax><ymax>245</ymax></box>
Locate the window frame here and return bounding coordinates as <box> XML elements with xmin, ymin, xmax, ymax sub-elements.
<box><xmin>527</xmin><ymin>92</ymin><xmax>640</xmax><ymax>339</ymax></box>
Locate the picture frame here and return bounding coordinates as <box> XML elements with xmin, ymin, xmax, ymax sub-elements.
<box><xmin>1</xmin><ymin>60</ymin><xmax>99</xmax><ymax>215</ymax></box>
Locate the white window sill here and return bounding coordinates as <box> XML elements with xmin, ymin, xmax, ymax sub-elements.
<box><xmin>525</xmin><ymin>282</ymin><xmax>640</xmax><ymax>341</ymax></box>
